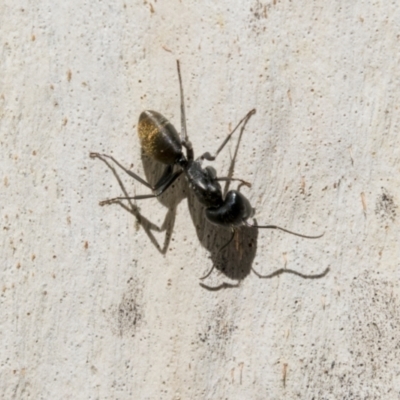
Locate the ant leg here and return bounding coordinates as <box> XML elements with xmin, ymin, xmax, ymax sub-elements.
<box><xmin>152</xmin><ymin>164</ymin><xmax>176</xmax><ymax>190</ymax></box>
<box><xmin>176</xmin><ymin>60</ymin><xmax>194</xmax><ymax>161</ymax></box>
<box><xmin>99</xmin><ymin>170</ymin><xmax>182</xmax><ymax>205</ymax></box>
<box><xmin>216</xmin><ymin>177</ymin><xmax>252</xmax><ymax>188</ymax></box>
<box><xmin>91</xmin><ymin>152</ymin><xmax>152</xmax><ymax>188</ymax></box>
<box><xmin>176</xmin><ymin>60</ymin><xmax>188</xmax><ymax>144</ymax></box>
<box><xmin>99</xmin><ymin>173</ymin><xmax>182</xmax><ymax>205</ymax></box>
<box><xmin>90</xmin><ymin>152</ymin><xmax>182</xmax><ymax>204</ymax></box>
<box><xmin>176</xmin><ymin>61</ymin><xmax>254</xmax><ymax>164</ymax></box>
<box><xmin>199</xmin><ymin>109</ymin><xmax>256</xmax><ymax>161</ymax></box>
<box><xmin>199</xmin><ymin>228</ymin><xmax>236</xmax><ymax>280</ymax></box>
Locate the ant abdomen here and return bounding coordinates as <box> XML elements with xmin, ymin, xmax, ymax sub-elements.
<box><xmin>138</xmin><ymin>110</ymin><xmax>183</xmax><ymax>165</ymax></box>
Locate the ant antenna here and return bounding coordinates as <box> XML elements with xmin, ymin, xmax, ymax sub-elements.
<box><xmin>244</xmin><ymin>220</ymin><xmax>324</xmax><ymax>239</ymax></box>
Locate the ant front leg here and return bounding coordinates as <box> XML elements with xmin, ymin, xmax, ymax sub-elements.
<box><xmin>90</xmin><ymin>152</ymin><xmax>182</xmax><ymax>205</ymax></box>
<box><xmin>203</xmin><ymin>167</ymin><xmax>251</xmax><ymax>190</ymax></box>
<box><xmin>199</xmin><ymin>109</ymin><xmax>256</xmax><ymax>162</ymax></box>
<box><xmin>199</xmin><ymin>109</ymin><xmax>256</xmax><ymax>196</ymax></box>
<box><xmin>216</xmin><ymin>177</ymin><xmax>252</xmax><ymax>190</ymax></box>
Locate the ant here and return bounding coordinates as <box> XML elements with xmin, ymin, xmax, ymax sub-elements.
<box><xmin>90</xmin><ymin>61</ymin><xmax>324</xmax><ymax>282</ymax></box>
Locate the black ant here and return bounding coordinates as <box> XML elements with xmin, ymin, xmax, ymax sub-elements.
<box><xmin>90</xmin><ymin>61</ymin><xmax>324</xmax><ymax>282</ymax></box>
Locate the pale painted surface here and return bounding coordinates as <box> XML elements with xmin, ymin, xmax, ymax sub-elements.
<box><xmin>1</xmin><ymin>1</ymin><xmax>400</xmax><ymax>399</ymax></box>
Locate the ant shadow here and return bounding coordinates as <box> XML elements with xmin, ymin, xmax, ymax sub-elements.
<box><xmin>186</xmin><ymin>114</ymin><xmax>329</xmax><ymax>290</ymax></box>
<box><xmin>186</xmin><ymin>115</ymin><xmax>259</xmax><ymax>288</ymax></box>
<box><xmin>188</xmin><ymin>194</ymin><xmax>259</xmax><ymax>289</ymax></box>
<box><xmin>92</xmin><ymin>117</ymin><xmax>329</xmax><ymax>290</ymax></box>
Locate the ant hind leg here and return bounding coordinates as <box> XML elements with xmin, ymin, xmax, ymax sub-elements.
<box><xmin>90</xmin><ymin>152</ymin><xmax>182</xmax><ymax>205</ymax></box>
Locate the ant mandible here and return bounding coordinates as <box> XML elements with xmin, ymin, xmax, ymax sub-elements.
<box><xmin>90</xmin><ymin>61</ymin><xmax>323</xmax><ymax>280</ymax></box>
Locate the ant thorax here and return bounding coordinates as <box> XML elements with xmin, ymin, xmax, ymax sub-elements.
<box><xmin>185</xmin><ymin>160</ymin><xmax>223</xmax><ymax>208</ymax></box>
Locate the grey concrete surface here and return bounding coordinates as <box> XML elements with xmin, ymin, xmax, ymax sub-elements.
<box><xmin>1</xmin><ymin>1</ymin><xmax>400</xmax><ymax>399</ymax></box>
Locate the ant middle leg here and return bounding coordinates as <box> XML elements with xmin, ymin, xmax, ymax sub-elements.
<box><xmin>216</xmin><ymin>177</ymin><xmax>252</xmax><ymax>189</ymax></box>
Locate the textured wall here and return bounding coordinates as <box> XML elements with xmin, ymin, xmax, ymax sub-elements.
<box><xmin>2</xmin><ymin>1</ymin><xmax>400</xmax><ymax>398</ymax></box>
